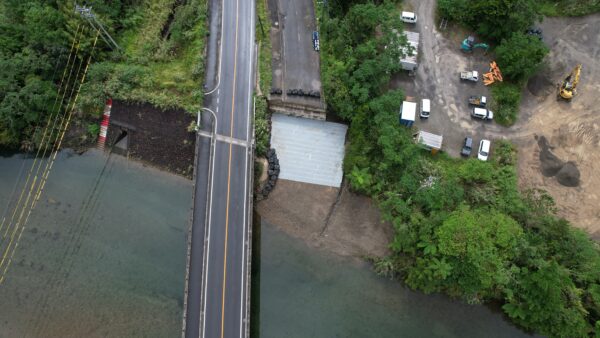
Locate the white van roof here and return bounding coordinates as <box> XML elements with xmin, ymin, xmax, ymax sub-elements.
<box><xmin>422</xmin><ymin>99</ymin><xmax>430</xmax><ymax>111</ymax></box>
<box><xmin>402</xmin><ymin>11</ymin><xmax>416</xmax><ymax>19</ymax></box>
<box><xmin>473</xmin><ymin>107</ymin><xmax>487</xmax><ymax>116</ymax></box>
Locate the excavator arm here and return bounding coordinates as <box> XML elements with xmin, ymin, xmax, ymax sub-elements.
<box><xmin>559</xmin><ymin>64</ymin><xmax>582</xmax><ymax>100</ymax></box>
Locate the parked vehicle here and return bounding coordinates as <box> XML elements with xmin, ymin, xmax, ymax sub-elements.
<box><xmin>461</xmin><ymin>137</ymin><xmax>473</xmax><ymax>157</ymax></box>
<box><xmin>526</xmin><ymin>28</ymin><xmax>543</xmax><ymax>40</ymax></box>
<box><xmin>478</xmin><ymin>139</ymin><xmax>491</xmax><ymax>161</ymax></box>
<box><xmin>312</xmin><ymin>31</ymin><xmax>320</xmax><ymax>51</ymax></box>
<box><xmin>400</xmin><ymin>11</ymin><xmax>417</xmax><ymax>23</ymax></box>
<box><xmin>460</xmin><ymin>71</ymin><xmax>479</xmax><ymax>82</ymax></box>
<box><xmin>471</xmin><ymin>107</ymin><xmax>494</xmax><ymax>120</ymax></box>
<box><xmin>399</xmin><ymin>31</ymin><xmax>419</xmax><ymax>72</ymax></box>
<box><xmin>468</xmin><ymin>95</ymin><xmax>487</xmax><ymax>107</ymax></box>
<box><xmin>420</xmin><ymin>99</ymin><xmax>431</xmax><ymax>118</ymax></box>
<box><xmin>399</xmin><ymin>101</ymin><xmax>416</xmax><ymax>127</ymax></box>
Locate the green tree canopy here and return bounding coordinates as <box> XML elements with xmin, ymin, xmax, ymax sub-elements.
<box><xmin>496</xmin><ymin>32</ymin><xmax>549</xmax><ymax>82</ymax></box>
<box><xmin>438</xmin><ymin>0</ymin><xmax>542</xmax><ymax>41</ymax></box>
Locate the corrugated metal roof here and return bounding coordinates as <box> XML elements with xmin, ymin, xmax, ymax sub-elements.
<box><xmin>401</xmin><ymin>31</ymin><xmax>419</xmax><ymax>65</ymax></box>
<box><xmin>270</xmin><ymin>114</ymin><xmax>348</xmax><ymax>187</ymax></box>
<box><xmin>417</xmin><ymin>131</ymin><xmax>443</xmax><ymax>150</ymax></box>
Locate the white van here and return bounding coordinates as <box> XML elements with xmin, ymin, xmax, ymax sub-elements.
<box><xmin>420</xmin><ymin>99</ymin><xmax>431</xmax><ymax>118</ymax></box>
<box><xmin>478</xmin><ymin>139</ymin><xmax>491</xmax><ymax>161</ymax></box>
<box><xmin>471</xmin><ymin>107</ymin><xmax>494</xmax><ymax>120</ymax></box>
<box><xmin>401</xmin><ymin>11</ymin><xmax>417</xmax><ymax>24</ymax></box>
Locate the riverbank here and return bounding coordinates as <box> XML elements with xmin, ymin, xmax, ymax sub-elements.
<box><xmin>256</xmin><ymin>179</ymin><xmax>393</xmax><ymax>259</ymax></box>
<box><xmin>257</xmin><ymin>221</ymin><xmax>535</xmax><ymax>338</ymax></box>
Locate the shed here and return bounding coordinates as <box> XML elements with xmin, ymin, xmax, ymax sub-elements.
<box><xmin>400</xmin><ymin>31</ymin><xmax>419</xmax><ymax>71</ymax></box>
<box><xmin>415</xmin><ymin>131</ymin><xmax>443</xmax><ymax>154</ymax></box>
<box><xmin>399</xmin><ymin>101</ymin><xmax>416</xmax><ymax>127</ymax></box>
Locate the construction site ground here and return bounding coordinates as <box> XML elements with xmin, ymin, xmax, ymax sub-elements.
<box><xmin>396</xmin><ymin>0</ymin><xmax>600</xmax><ymax>239</ymax></box>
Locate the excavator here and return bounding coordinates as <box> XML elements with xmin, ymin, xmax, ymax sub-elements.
<box><xmin>558</xmin><ymin>64</ymin><xmax>582</xmax><ymax>101</ymax></box>
<box><xmin>461</xmin><ymin>36</ymin><xmax>489</xmax><ymax>53</ymax></box>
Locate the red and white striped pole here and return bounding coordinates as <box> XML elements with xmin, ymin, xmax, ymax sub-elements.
<box><xmin>97</xmin><ymin>98</ymin><xmax>112</xmax><ymax>150</ymax></box>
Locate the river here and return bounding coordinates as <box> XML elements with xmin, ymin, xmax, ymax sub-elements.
<box><xmin>0</xmin><ymin>150</ymin><xmax>533</xmax><ymax>337</ymax></box>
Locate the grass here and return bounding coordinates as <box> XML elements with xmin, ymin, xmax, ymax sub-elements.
<box><xmin>254</xmin><ymin>0</ymin><xmax>272</xmax><ymax>157</ymax></box>
<box><xmin>79</xmin><ymin>0</ymin><xmax>207</xmax><ymax>116</ymax></box>
<box><xmin>537</xmin><ymin>0</ymin><xmax>600</xmax><ymax>16</ymax></box>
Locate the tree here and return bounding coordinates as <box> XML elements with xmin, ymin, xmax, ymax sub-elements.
<box><xmin>438</xmin><ymin>0</ymin><xmax>542</xmax><ymax>42</ymax></box>
<box><xmin>496</xmin><ymin>32</ymin><xmax>549</xmax><ymax>82</ymax></box>
<box><xmin>503</xmin><ymin>261</ymin><xmax>591</xmax><ymax>337</ymax></box>
<box><xmin>433</xmin><ymin>206</ymin><xmax>523</xmax><ymax>300</ymax></box>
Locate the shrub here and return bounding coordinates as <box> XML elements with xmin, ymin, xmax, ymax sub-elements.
<box><xmin>491</xmin><ymin>82</ymin><xmax>522</xmax><ymax>126</ymax></box>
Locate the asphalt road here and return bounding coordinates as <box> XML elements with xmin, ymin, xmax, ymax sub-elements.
<box><xmin>270</xmin><ymin>0</ymin><xmax>323</xmax><ymax>108</ymax></box>
<box><xmin>184</xmin><ymin>0</ymin><xmax>255</xmax><ymax>336</ymax></box>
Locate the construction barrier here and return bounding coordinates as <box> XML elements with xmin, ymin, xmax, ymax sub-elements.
<box><xmin>97</xmin><ymin>98</ymin><xmax>112</xmax><ymax>150</ymax></box>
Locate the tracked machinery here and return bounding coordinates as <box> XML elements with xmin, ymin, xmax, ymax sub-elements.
<box><xmin>558</xmin><ymin>64</ymin><xmax>582</xmax><ymax>101</ymax></box>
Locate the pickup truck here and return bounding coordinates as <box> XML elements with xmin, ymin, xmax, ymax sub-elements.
<box><xmin>460</xmin><ymin>71</ymin><xmax>479</xmax><ymax>82</ymax></box>
<box><xmin>468</xmin><ymin>95</ymin><xmax>487</xmax><ymax>107</ymax></box>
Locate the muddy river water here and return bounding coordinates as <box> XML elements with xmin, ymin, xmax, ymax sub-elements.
<box><xmin>0</xmin><ymin>150</ymin><xmax>532</xmax><ymax>337</ymax></box>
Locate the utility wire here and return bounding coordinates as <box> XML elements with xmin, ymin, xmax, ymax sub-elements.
<box><xmin>0</xmin><ymin>25</ymin><xmax>83</xmax><ymax>239</ymax></box>
<box><xmin>0</xmin><ymin>29</ymin><xmax>101</xmax><ymax>285</ymax></box>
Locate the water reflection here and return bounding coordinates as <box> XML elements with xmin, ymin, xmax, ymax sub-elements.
<box><xmin>0</xmin><ymin>150</ymin><xmax>192</xmax><ymax>337</ymax></box>
<box><xmin>256</xmin><ymin>220</ymin><xmax>534</xmax><ymax>338</ymax></box>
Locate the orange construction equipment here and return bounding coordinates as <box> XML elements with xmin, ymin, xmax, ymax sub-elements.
<box><xmin>483</xmin><ymin>61</ymin><xmax>503</xmax><ymax>86</ymax></box>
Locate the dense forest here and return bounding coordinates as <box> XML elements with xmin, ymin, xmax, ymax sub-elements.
<box><xmin>0</xmin><ymin>0</ymin><xmax>206</xmax><ymax>150</ymax></box>
<box><xmin>319</xmin><ymin>0</ymin><xmax>600</xmax><ymax>337</ymax></box>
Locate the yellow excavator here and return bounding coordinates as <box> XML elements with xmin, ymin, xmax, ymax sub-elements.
<box><xmin>558</xmin><ymin>64</ymin><xmax>582</xmax><ymax>100</ymax></box>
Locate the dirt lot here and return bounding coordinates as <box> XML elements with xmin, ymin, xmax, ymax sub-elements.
<box><xmin>396</xmin><ymin>1</ymin><xmax>600</xmax><ymax>238</ymax></box>
<box><xmin>256</xmin><ymin>179</ymin><xmax>393</xmax><ymax>259</ymax></box>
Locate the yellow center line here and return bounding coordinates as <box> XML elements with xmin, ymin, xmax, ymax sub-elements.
<box><xmin>221</xmin><ymin>0</ymin><xmax>241</xmax><ymax>336</ymax></box>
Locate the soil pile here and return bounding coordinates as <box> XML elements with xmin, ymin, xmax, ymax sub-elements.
<box><xmin>556</xmin><ymin>162</ymin><xmax>580</xmax><ymax>187</ymax></box>
<box><xmin>536</xmin><ymin>135</ymin><xmax>580</xmax><ymax>187</ymax></box>
<box><xmin>537</xmin><ymin>136</ymin><xmax>564</xmax><ymax>176</ymax></box>
<box><xmin>527</xmin><ymin>74</ymin><xmax>554</xmax><ymax>97</ymax></box>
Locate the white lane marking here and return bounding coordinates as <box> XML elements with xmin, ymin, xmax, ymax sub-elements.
<box><xmin>240</xmin><ymin>2</ymin><xmax>255</xmax><ymax>337</ymax></box>
<box><xmin>205</xmin><ymin>0</ymin><xmax>226</xmax><ymax>96</ymax></box>
<box><xmin>197</xmin><ymin>131</ymin><xmax>248</xmax><ymax>147</ymax></box>
<box><xmin>200</xmin><ymin>108</ymin><xmax>218</xmax><ymax>338</ymax></box>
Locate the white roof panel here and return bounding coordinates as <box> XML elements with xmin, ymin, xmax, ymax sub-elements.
<box><xmin>270</xmin><ymin>114</ymin><xmax>348</xmax><ymax>187</ymax></box>
<box><xmin>401</xmin><ymin>101</ymin><xmax>416</xmax><ymax>121</ymax></box>
<box><xmin>401</xmin><ymin>31</ymin><xmax>419</xmax><ymax>64</ymax></box>
<box><xmin>417</xmin><ymin>131</ymin><xmax>443</xmax><ymax>149</ymax></box>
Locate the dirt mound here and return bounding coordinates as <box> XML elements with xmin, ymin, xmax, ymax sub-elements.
<box><xmin>536</xmin><ymin>135</ymin><xmax>581</xmax><ymax>187</ymax></box>
<box><xmin>556</xmin><ymin>161</ymin><xmax>580</xmax><ymax>187</ymax></box>
<box><xmin>537</xmin><ymin>136</ymin><xmax>564</xmax><ymax>177</ymax></box>
<box><xmin>527</xmin><ymin>74</ymin><xmax>554</xmax><ymax>97</ymax></box>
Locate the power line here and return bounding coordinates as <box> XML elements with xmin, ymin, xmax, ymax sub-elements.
<box><xmin>74</xmin><ymin>4</ymin><xmax>121</xmax><ymax>51</ymax></box>
<box><xmin>0</xmin><ymin>29</ymin><xmax>102</xmax><ymax>285</ymax></box>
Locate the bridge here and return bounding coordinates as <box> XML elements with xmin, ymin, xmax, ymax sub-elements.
<box><xmin>182</xmin><ymin>0</ymin><xmax>256</xmax><ymax>336</ymax></box>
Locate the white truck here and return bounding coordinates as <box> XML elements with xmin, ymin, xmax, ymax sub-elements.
<box><xmin>460</xmin><ymin>71</ymin><xmax>479</xmax><ymax>82</ymax></box>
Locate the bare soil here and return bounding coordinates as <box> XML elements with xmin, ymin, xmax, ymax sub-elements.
<box><xmin>256</xmin><ymin>179</ymin><xmax>393</xmax><ymax>259</ymax></box>
<box><xmin>515</xmin><ymin>15</ymin><xmax>600</xmax><ymax>239</ymax></box>
<box><xmin>106</xmin><ymin>100</ymin><xmax>196</xmax><ymax>178</ymax></box>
